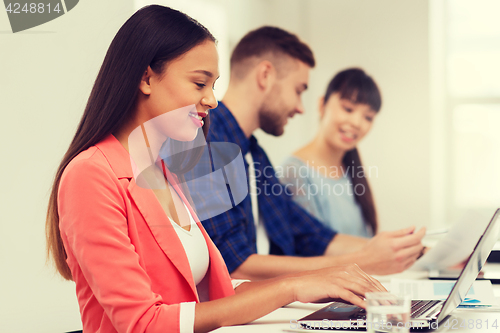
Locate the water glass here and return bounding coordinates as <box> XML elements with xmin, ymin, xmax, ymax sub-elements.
<box><xmin>366</xmin><ymin>292</ymin><xmax>411</xmax><ymax>333</ymax></box>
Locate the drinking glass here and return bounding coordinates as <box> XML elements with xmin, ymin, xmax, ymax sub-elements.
<box><xmin>366</xmin><ymin>292</ymin><xmax>411</xmax><ymax>333</ymax></box>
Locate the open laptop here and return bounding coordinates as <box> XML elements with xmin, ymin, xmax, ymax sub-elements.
<box><xmin>298</xmin><ymin>209</ymin><xmax>500</xmax><ymax>330</ymax></box>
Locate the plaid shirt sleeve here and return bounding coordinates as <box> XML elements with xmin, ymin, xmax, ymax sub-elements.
<box><xmin>189</xmin><ymin>124</ymin><xmax>257</xmax><ymax>274</ymax></box>
<box><xmin>253</xmin><ymin>144</ymin><xmax>337</xmax><ymax>257</ymax></box>
<box><xmin>287</xmin><ymin>198</ymin><xmax>336</xmax><ymax>256</ymax></box>
<box><xmin>201</xmin><ymin>201</ymin><xmax>257</xmax><ymax>274</ymax></box>
<box><xmin>181</xmin><ymin>145</ymin><xmax>257</xmax><ymax>274</ymax></box>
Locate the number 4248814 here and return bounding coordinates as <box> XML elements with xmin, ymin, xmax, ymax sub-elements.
<box><xmin>442</xmin><ymin>318</ymin><xmax>498</xmax><ymax>330</ymax></box>
<box><xmin>5</xmin><ymin>3</ymin><xmax>62</xmax><ymax>14</ymax></box>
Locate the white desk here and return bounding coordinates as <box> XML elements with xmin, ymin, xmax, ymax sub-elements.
<box><xmin>214</xmin><ymin>270</ymin><xmax>500</xmax><ymax>333</ymax></box>
<box><xmin>214</xmin><ymin>300</ymin><xmax>500</xmax><ymax>332</ymax></box>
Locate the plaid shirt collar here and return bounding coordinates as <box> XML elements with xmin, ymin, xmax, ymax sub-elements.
<box><xmin>212</xmin><ymin>101</ymin><xmax>258</xmax><ymax>156</ymax></box>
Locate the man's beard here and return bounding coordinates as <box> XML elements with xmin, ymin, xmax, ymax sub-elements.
<box><xmin>259</xmin><ymin>107</ymin><xmax>285</xmax><ymax>136</ymax></box>
<box><xmin>259</xmin><ymin>85</ymin><xmax>287</xmax><ymax>136</ymax></box>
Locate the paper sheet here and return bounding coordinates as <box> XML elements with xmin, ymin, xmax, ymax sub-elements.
<box><xmin>411</xmin><ymin>210</ymin><xmax>490</xmax><ymax>271</ymax></box>
<box><xmin>390</xmin><ymin>279</ymin><xmax>498</xmax><ymax>306</ymax></box>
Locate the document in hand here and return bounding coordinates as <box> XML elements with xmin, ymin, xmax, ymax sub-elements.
<box><xmin>411</xmin><ymin>210</ymin><xmax>491</xmax><ymax>271</ymax></box>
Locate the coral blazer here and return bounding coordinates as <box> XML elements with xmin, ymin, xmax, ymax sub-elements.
<box><xmin>58</xmin><ymin>135</ymin><xmax>234</xmax><ymax>333</ymax></box>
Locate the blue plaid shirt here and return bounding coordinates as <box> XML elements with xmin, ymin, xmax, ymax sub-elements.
<box><xmin>201</xmin><ymin>102</ymin><xmax>337</xmax><ymax>273</ymax></box>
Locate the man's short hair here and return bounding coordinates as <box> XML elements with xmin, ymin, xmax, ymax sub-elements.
<box><xmin>230</xmin><ymin>26</ymin><xmax>315</xmax><ymax>78</ymax></box>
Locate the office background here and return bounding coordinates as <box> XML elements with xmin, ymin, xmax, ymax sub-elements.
<box><xmin>1</xmin><ymin>0</ymin><xmax>499</xmax><ymax>331</ymax></box>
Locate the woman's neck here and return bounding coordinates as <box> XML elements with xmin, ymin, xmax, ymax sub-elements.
<box><xmin>294</xmin><ymin>135</ymin><xmax>346</xmax><ymax>178</ymax></box>
<box><xmin>113</xmin><ymin>111</ymin><xmax>140</xmax><ymax>152</ymax></box>
<box><xmin>113</xmin><ymin>113</ymin><xmax>170</xmax><ymax>189</ymax></box>
<box><xmin>114</xmin><ymin>110</ymin><xmax>167</xmax><ymax>157</ymax></box>
<box><xmin>113</xmin><ymin>126</ymin><xmax>131</xmax><ymax>152</ymax></box>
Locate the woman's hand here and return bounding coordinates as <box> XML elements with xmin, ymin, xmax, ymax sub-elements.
<box><xmin>290</xmin><ymin>264</ymin><xmax>386</xmax><ymax>308</ymax></box>
<box><xmin>195</xmin><ymin>264</ymin><xmax>384</xmax><ymax>332</ymax></box>
<box><xmin>360</xmin><ymin>226</ymin><xmax>426</xmax><ymax>275</ymax></box>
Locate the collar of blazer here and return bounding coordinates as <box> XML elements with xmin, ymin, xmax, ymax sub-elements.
<box><xmin>94</xmin><ymin>134</ymin><xmax>230</xmax><ymax>301</ymax></box>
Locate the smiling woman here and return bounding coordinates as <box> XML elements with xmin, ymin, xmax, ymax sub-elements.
<box><xmin>45</xmin><ymin>7</ymin><xmax>384</xmax><ymax>333</ymax></box>
<box><xmin>280</xmin><ymin>68</ymin><xmax>382</xmax><ymax>238</ymax></box>
<box><xmin>114</xmin><ymin>40</ymin><xmax>219</xmax><ymax>145</ymax></box>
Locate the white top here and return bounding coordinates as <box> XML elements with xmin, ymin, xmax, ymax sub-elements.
<box><xmin>245</xmin><ymin>152</ymin><xmax>270</xmax><ymax>254</ymax></box>
<box><xmin>172</xmin><ymin>201</ymin><xmax>250</xmax><ymax>332</ymax></box>
<box><xmin>169</xmin><ymin>204</ymin><xmax>210</xmax><ymax>286</ymax></box>
<box><xmin>169</xmin><ymin>201</ymin><xmax>209</xmax><ymax>333</ymax></box>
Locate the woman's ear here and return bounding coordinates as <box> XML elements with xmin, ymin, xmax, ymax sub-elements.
<box><xmin>318</xmin><ymin>96</ymin><xmax>326</xmax><ymax>119</ymax></box>
<box><xmin>256</xmin><ymin>60</ymin><xmax>275</xmax><ymax>93</ymax></box>
<box><xmin>138</xmin><ymin>66</ymin><xmax>154</xmax><ymax>96</ymax></box>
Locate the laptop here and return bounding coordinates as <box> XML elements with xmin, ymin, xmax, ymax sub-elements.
<box><xmin>298</xmin><ymin>209</ymin><xmax>500</xmax><ymax>330</ymax></box>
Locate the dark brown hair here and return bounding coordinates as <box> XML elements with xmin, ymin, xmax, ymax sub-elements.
<box><xmin>230</xmin><ymin>26</ymin><xmax>315</xmax><ymax>71</ymax></box>
<box><xmin>324</xmin><ymin>68</ymin><xmax>382</xmax><ymax>234</ymax></box>
<box><xmin>46</xmin><ymin>5</ymin><xmax>215</xmax><ymax>280</ymax></box>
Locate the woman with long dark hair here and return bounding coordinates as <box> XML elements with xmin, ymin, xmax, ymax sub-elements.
<box><xmin>281</xmin><ymin>68</ymin><xmax>382</xmax><ymax>237</ymax></box>
<box><xmin>46</xmin><ymin>7</ymin><xmax>384</xmax><ymax>333</ymax></box>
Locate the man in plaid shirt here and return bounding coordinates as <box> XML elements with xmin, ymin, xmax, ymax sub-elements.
<box><xmin>198</xmin><ymin>27</ymin><xmax>425</xmax><ymax>280</ymax></box>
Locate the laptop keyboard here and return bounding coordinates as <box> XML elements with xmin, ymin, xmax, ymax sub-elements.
<box><xmin>326</xmin><ymin>300</ymin><xmax>441</xmax><ymax>320</ymax></box>
<box><xmin>324</xmin><ymin>301</ymin><xmax>362</xmax><ymax>312</ymax></box>
<box><xmin>410</xmin><ymin>300</ymin><xmax>441</xmax><ymax>318</ymax></box>
<box><xmin>328</xmin><ymin>301</ymin><xmax>360</xmax><ymax>309</ymax></box>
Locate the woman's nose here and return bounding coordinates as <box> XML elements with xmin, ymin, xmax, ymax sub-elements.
<box><xmin>202</xmin><ymin>90</ymin><xmax>218</xmax><ymax>110</ymax></box>
<box><xmin>348</xmin><ymin>111</ymin><xmax>363</xmax><ymax>128</ymax></box>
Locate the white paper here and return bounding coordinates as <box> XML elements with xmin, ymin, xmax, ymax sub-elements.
<box><xmin>411</xmin><ymin>210</ymin><xmax>490</xmax><ymax>271</ymax></box>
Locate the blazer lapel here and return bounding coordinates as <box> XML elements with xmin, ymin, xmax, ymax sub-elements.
<box><xmin>166</xmin><ymin>171</ymin><xmax>235</xmax><ymax>299</ymax></box>
<box><xmin>96</xmin><ymin>135</ymin><xmax>199</xmax><ymax>300</ymax></box>
<box><xmin>127</xmin><ymin>178</ymin><xmax>199</xmax><ymax>300</ymax></box>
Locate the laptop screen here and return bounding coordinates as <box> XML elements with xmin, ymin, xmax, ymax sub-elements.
<box><xmin>437</xmin><ymin>209</ymin><xmax>500</xmax><ymax>322</ymax></box>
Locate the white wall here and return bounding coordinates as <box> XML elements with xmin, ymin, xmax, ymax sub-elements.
<box><xmin>0</xmin><ymin>1</ymin><xmax>432</xmax><ymax>331</ymax></box>
<box><xmin>246</xmin><ymin>0</ymin><xmax>431</xmax><ymax>232</ymax></box>
<box><xmin>0</xmin><ymin>1</ymin><xmax>134</xmax><ymax>332</ymax></box>
<box><xmin>305</xmin><ymin>0</ymin><xmax>431</xmax><ymax>232</ymax></box>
